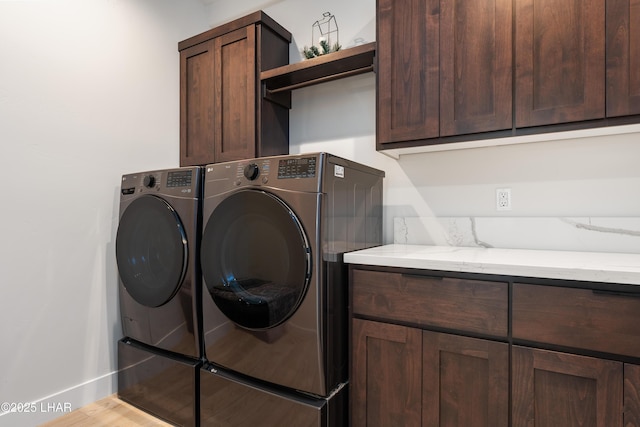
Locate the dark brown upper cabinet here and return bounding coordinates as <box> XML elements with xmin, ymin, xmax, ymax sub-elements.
<box><xmin>515</xmin><ymin>0</ymin><xmax>605</xmax><ymax>128</ymax></box>
<box><xmin>178</xmin><ymin>11</ymin><xmax>291</xmax><ymax>167</ymax></box>
<box><xmin>607</xmin><ymin>0</ymin><xmax>640</xmax><ymax>117</ymax></box>
<box><xmin>377</xmin><ymin>0</ymin><xmax>640</xmax><ymax>151</ymax></box>
<box><xmin>377</xmin><ymin>0</ymin><xmax>513</xmax><ymax>148</ymax></box>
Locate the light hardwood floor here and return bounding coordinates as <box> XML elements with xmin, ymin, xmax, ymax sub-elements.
<box><xmin>40</xmin><ymin>395</ymin><xmax>172</xmax><ymax>427</ymax></box>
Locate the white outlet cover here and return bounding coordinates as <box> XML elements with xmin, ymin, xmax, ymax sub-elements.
<box><xmin>496</xmin><ymin>188</ymin><xmax>512</xmax><ymax>211</ymax></box>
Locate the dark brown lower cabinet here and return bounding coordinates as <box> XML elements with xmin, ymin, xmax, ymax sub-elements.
<box><xmin>350</xmin><ymin>266</ymin><xmax>640</xmax><ymax>426</ymax></box>
<box><xmin>352</xmin><ymin>319</ymin><xmax>422</xmax><ymax>427</ymax></box>
<box><xmin>626</xmin><ymin>364</ymin><xmax>640</xmax><ymax>427</ymax></box>
<box><xmin>512</xmin><ymin>346</ymin><xmax>624</xmax><ymax>427</ymax></box>
<box><xmin>351</xmin><ymin>318</ymin><xmax>508</xmax><ymax>427</ymax></box>
<box><xmin>423</xmin><ymin>331</ymin><xmax>509</xmax><ymax>427</ymax></box>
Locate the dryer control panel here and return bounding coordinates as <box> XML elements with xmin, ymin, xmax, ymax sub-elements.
<box><xmin>204</xmin><ymin>153</ymin><xmax>382</xmax><ymax>196</ymax></box>
<box><xmin>205</xmin><ymin>154</ymin><xmax>324</xmax><ymax>194</ymax></box>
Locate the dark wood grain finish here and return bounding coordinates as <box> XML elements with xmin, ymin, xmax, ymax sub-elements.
<box><xmin>351</xmin><ymin>318</ymin><xmax>422</xmax><ymax>427</ymax></box>
<box><xmin>512</xmin><ymin>346</ymin><xmax>622</xmax><ymax>427</ymax></box>
<box><xmin>261</xmin><ymin>42</ymin><xmax>376</xmax><ymax>95</ymax></box>
<box><xmin>352</xmin><ymin>269</ymin><xmax>508</xmax><ymax>336</ymax></box>
<box><xmin>515</xmin><ymin>0</ymin><xmax>605</xmax><ymax>127</ymax></box>
<box><xmin>375</xmin><ymin>0</ymin><xmax>640</xmax><ymax>151</ymax></box>
<box><xmin>255</xmin><ymin>25</ymin><xmax>291</xmax><ymax>157</ymax></box>
<box><xmin>625</xmin><ymin>363</ymin><xmax>640</xmax><ymax>427</ymax></box>
<box><xmin>439</xmin><ymin>0</ymin><xmax>512</xmax><ymax>136</ymax></box>
<box><xmin>213</xmin><ymin>26</ymin><xmax>256</xmax><ymax>163</ymax></box>
<box><xmin>422</xmin><ymin>331</ymin><xmax>509</xmax><ymax>427</ymax></box>
<box><xmin>179</xmin><ymin>14</ymin><xmax>290</xmax><ymax>167</ymax></box>
<box><xmin>180</xmin><ymin>41</ymin><xmax>215</xmax><ymax>167</ymax></box>
<box><xmin>177</xmin><ymin>10</ymin><xmax>290</xmax><ymax>51</ymax></box>
<box><xmin>377</xmin><ymin>0</ymin><xmax>440</xmax><ymax>145</ymax></box>
<box><xmin>513</xmin><ymin>284</ymin><xmax>640</xmax><ymax>358</ymax></box>
<box><xmin>607</xmin><ymin>0</ymin><xmax>640</xmax><ymax>117</ymax></box>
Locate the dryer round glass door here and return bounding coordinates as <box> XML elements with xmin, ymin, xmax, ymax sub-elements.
<box><xmin>201</xmin><ymin>190</ymin><xmax>311</xmax><ymax>330</ymax></box>
<box><xmin>116</xmin><ymin>195</ymin><xmax>188</xmax><ymax>307</ymax></box>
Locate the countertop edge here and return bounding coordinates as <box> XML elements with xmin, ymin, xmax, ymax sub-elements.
<box><xmin>343</xmin><ymin>244</ymin><xmax>640</xmax><ymax>286</ymax></box>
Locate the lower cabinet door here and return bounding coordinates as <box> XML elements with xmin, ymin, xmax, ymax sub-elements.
<box><xmin>625</xmin><ymin>363</ymin><xmax>640</xmax><ymax>427</ymax></box>
<box><xmin>422</xmin><ymin>331</ymin><xmax>509</xmax><ymax>427</ymax></box>
<box><xmin>351</xmin><ymin>318</ymin><xmax>422</xmax><ymax>427</ymax></box>
<box><xmin>352</xmin><ymin>319</ymin><xmax>509</xmax><ymax>427</ymax></box>
<box><xmin>512</xmin><ymin>346</ymin><xmax>623</xmax><ymax>427</ymax></box>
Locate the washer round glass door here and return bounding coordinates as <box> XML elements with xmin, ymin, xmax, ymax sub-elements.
<box><xmin>115</xmin><ymin>195</ymin><xmax>188</xmax><ymax>307</ymax></box>
<box><xmin>201</xmin><ymin>190</ymin><xmax>311</xmax><ymax>330</ymax></box>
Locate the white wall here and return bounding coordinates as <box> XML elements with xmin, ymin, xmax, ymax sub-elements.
<box><xmin>207</xmin><ymin>0</ymin><xmax>640</xmax><ymax>248</ymax></box>
<box><xmin>0</xmin><ymin>1</ymin><xmax>210</xmax><ymax>425</ymax></box>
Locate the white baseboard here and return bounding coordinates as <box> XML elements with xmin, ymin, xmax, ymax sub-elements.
<box><xmin>0</xmin><ymin>370</ymin><xmax>117</xmax><ymax>427</ymax></box>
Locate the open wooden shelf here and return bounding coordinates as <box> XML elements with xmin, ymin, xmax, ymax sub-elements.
<box><xmin>261</xmin><ymin>42</ymin><xmax>376</xmax><ymax>106</ymax></box>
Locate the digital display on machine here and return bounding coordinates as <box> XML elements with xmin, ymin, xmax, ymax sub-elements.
<box><xmin>166</xmin><ymin>170</ymin><xmax>192</xmax><ymax>187</ymax></box>
<box><xmin>277</xmin><ymin>157</ymin><xmax>317</xmax><ymax>179</ymax></box>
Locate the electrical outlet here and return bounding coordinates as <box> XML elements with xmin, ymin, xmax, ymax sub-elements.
<box><xmin>496</xmin><ymin>188</ymin><xmax>512</xmax><ymax>211</ymax></box>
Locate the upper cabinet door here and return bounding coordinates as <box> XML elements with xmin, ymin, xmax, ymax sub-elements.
<box><xmin>180</xmin><ymin>40</ymin><xmax>216</xmax><ymax>167</ymax></box>
<box><xmin>440</xmin><ymin>0</ymin><xmax>513</xmax><ymax>136</ymax></box>
<box><xmin>607</xmin><ymin>0</ymin><xmax>640</xmax><ymax>117</ymax></box>
<box><xmin>515</xmin><ymin>0</ymin><xmax>606</xmax><ymax>128</ymax></box>
<box><xmin>377</xmin><ymin>0</ymin><xmax>513</xmax><ymax>146</ymax></box>
<box><xmin>214</xmin><ymin>26</ymin><xmax>257</xmax><ymax>163</ymax></box>
<box><xmin>377</xmin><ymin>0</ymin><xmax>440</xmax><ymax>145</ymax></box>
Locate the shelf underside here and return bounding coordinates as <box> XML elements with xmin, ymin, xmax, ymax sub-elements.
<box><xmin>261</xmin><ymin>41</ymin><xmax>376</xmax><ymax>102</ymax></box>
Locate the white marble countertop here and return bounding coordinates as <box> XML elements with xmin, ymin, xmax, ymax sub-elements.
<box><xmin>343</xmin><ymin>244</ymin><xmax>640</xmax><ymax>286</ymax></box>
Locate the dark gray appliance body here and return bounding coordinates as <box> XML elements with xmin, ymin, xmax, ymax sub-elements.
<box><xmin>118</xmin><ymin>338</ymin><xmax>200</xmax><ymax>427</ymax></box>
<box><xmin>116</xmin><ymin>167</ymin><xmax>202</xmax><ymax>358</ymax></box>
<box><xmin>199</xmin><ymin>153</ymin><xmax>384</xmax><ymax>403</ymax></box>
<box><xmin>200</xmin><ymin>363</ymin><xmax>347</xmax><ymax>426</ymax></box>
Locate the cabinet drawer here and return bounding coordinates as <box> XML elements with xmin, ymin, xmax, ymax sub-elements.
<box><xmin>513</xmin><ymin>284</ymin><xmax>640</xmax><ymax>358</ymax></box>
<box><xmin>352</xmin><ymin>269</ymin><xmax>508</xmax><ymax>337</ymax></box>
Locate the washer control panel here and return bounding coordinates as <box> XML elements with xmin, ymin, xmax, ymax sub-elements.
<box><xmin>166</xmin><ymin>170</ymin><xmax>193</xmax><ymax>188</ymax></box>
<box><xmin>121</xmin><ymin>168</ymin><xmax>198</xmax><ymax>197</ymax></box>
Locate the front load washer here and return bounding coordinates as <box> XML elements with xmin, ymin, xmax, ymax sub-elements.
<box><xmin>199</xmin><ymin>153</ymin><xmax>384</xmax><ymax>406</ymax></box>
<box><xmin>116</xmin><ymin>167</ymin><xmax>202</xmax><ymax>358</ymax></box>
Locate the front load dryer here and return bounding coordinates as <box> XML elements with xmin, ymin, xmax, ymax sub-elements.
<box><xmin>199</xmin><ymin>153</ymin><xmax>384</xmax><ymax>407</ymax></box>
<box><xmin>116</xmin><ymin>167</ymin><xmax>202</xmax><ymax>358</ymax></box>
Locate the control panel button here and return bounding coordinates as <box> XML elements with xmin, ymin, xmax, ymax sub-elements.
<box><xmin>243</xmin><ymin>164</ymin><xmax>260</xmax><ymax>181</ymax></box>
<box><xmin>143</xmin><ymin>175</ymin><xmax>156</xmax><ymax>188</ymax></box>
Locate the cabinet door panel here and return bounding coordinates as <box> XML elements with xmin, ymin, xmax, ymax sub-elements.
<box><xmin>422</xmin><ymin>332</ymin><xmax>509</xmax><ymax>427</ymax></box>
<box><xmin>351</xmin><ymin>319</ymin><xmax>422</xmax><ymax>427</ymax></box>
<box><xmin>607</xmin><ymin>0</ymin><xmax>640</xmax><ymax>117</ymax></box>
<box><xmin>440</xmin><ymin>0</ymin><xmax>512</xmax><ymax>136</ymax></box>
<box><xmin>377</xmin><ymin>0</ymin><xmax>440</xmax><ymax>145</ymax></box>
<box><xmin>512</xmin><ymin>346</ymin><xmax>622</xmax><ymax>427</ymax></box>
<box><xmin>515</xmin><ymin>0</ymin><xmax>605</xmax><ymax>127</ymax></box>
<box><xmin>214</xmin><ymin>26</ymin><xmax>256</xmax><ymax>163</ymax></box>
<box><xmin>180</xmin><ymin>40</ymin><xmax>215</xmax><ymax>166</ymax></box>
<box><xmin>626</xmin><ymin>364</ymin><xmax>640</xmax><ymax>427</ymax></box>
